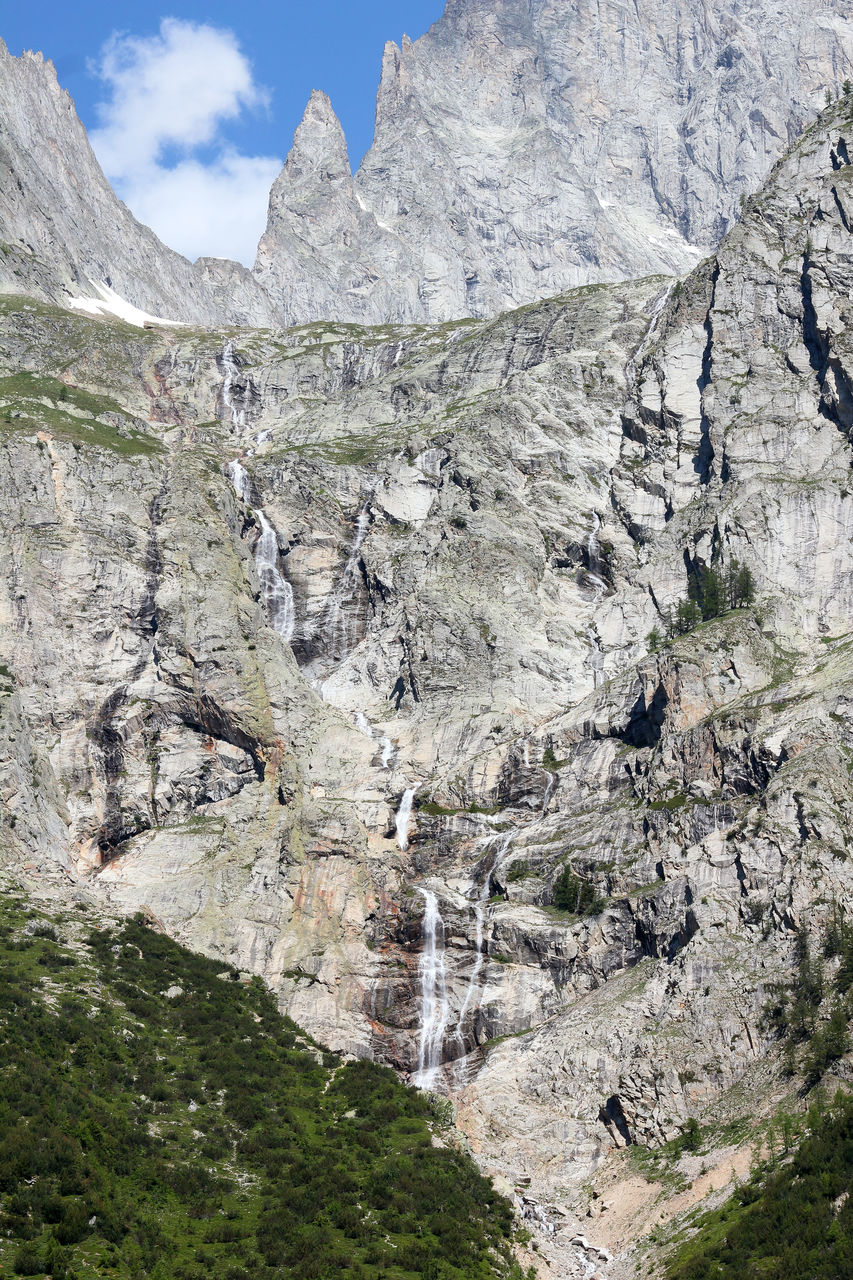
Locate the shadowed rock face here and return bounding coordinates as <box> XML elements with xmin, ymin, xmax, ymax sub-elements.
<box><xmin>256</xmin><ymin>0</ymin><xmax>853</xmax><ymax>323</ymax></box>
<box><xmin>3</xmin><ymin>82</ymin><xmax>853</xmax><ymax>1280</ymax></box>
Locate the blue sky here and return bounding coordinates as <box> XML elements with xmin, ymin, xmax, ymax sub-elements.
<box><xmin>2</xmin><ymin>3</ymin><xmax>445</xmax><ymax>264</ymax></box>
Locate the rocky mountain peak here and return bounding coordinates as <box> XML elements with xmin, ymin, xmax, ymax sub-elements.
<box><xmin>2</xmin><ymin>2</ymin><xmax>853</xmax><ymax>332</ymax></box>
<box><xmin>5</xmin><ymin>22</ymin><xmax>853</xmax><ymax>1278</ymax></box>
<box><xmin>0</xmin><ymin>36</ymin><xmax>276</xmax><ymax>327</ymax></box>
<box><xmin>253</xmin><ymin>0</ymin><xmax>853</xmax><ymax>325</ymax></box>
<box><xmin>284</xmin><ymin>89</ymin><xmax>352</xmax><ymax>183</ymax></box>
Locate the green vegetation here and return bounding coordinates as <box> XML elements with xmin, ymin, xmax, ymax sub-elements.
<box><xmin>551</xmin><ymin>868</ymin><xmax>606</xmax><ymax>916</ymax></box>
<box><xmin>649</xmin><ymin>559</ymin><xmax>756</xmax><ymax>647</ymax></box>
<box><xmin>0</xmin><ymin>894</ymin><xmax>524</xmax><ymax>1280</ymax></box>
<box><xmin>649</xmin><ymin>793</ymin><xmax>689</xmax><ymax>812</ymax></box>
<box><xmin>540</xmin><ymin>745</ymin><xmax>567</xmax><ymax>772</ymax></box>
<box><xmin>763</xmin><ymin>919</ymin><xmax>852</xmax><ymax>1086</ymax></box>
<box><xmin>0</xmin><ymin>373</ymin><xmax>160</xmax><ymax>457</ymax></box>
<box><xmin>416</xmin><ymin>800</ymin><xmax>461</xmax><ymax>818</ymax></box>
<box><xmin>667</xmin><ymin>1092</ymin><xmax>853</xmax><ymax>1280</ymax></box>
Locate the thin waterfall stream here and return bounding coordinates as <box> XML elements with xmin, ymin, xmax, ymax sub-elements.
<box><xmin>453</xmin><ymin>831</ymin><xmax>514</xmax><ymax>1068</ymax></box>
<box><xmin>396</xmin><ymin>788</ymin><xmax>417</xmax><ymax>851</ymax></box>
<box><xmin>227</xmin><ymin>460</ymin><xmax>295</xmax><ymax>643</ymax></box>
<box><xmin>415</xmin><ymin>888</ymin><xmax>450</xmax><ymax>1089</ymax></box>
<box><xmin>221</xmin><ymin>339</ymin><xmax>247</xmax><ymax>431</ymax></box>
<box><xmin>321</xmin><ymin>503</ymin><xmax>371</xmax><ymax>665</ymax></box>
<box><xmin>585</xmin><ymin>512</ymin><xmax>609</xmax><ymax>596</ymax></box>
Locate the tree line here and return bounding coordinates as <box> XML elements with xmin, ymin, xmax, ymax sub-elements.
<box><xmin>648</xmin><ymin>558</ymin><xmax>756</xmax><ymax>650</ymax></box>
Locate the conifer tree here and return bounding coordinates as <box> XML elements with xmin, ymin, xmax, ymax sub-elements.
<box><xmin>736</xmin><ymin>563</ymin><xmax>756</xmax><ymax>607</ymax></box>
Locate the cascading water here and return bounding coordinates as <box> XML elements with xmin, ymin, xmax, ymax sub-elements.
<box><xmin>227</xmin><ymin>461</ymin><xmax>295</xmax><ymax>643</ymax></box>
<box><xmin>354</xmin><ymin>713</ymin><xmax>396</xmax><ymax>771</ymax></box>
<box><xmin>625</xmin><ymin>281</ymin><xmax>675</xmax><ymax>384</ymax></box>
<box><xmin>585</xmin><ymin>513</ymin><xmax>609</xmax><ymax>596</ymax></box>
<box><xmin>415</xmin><ymin>888</ymin><xmax>451</xmax><ymax>1089</ymax></box>
<box><xmin>541</xmin><ymin>766</ymin><xmax>557</xmax><ymax>814</ymax></box>
<box><xmin>254</xmin><ymin>512</ymin><xmax>296</xmax><ymax>641</ymax></box>
<box><xmin>221</xmin><ymin>340</ymin><xmax>247</xmax><ymax>431</ymax></box>
<box><xmin>396</xmin><ymin>787</ymin><xmax>417</xmax><ymax>851</ymax></box>
<box><xmin>227</xmin><ymin>459</ymin><xmax>252</xmax><ymax>504</ymax></box>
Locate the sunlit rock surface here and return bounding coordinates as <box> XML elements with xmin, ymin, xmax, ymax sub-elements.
<box><xmin>3</xmin><ymin>80</ymin><xmax>853</xmax><ymax>1280</ymax></box>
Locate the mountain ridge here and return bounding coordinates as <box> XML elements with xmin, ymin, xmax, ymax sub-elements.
<box><xmin>4</xmin><ymin>13</ymin><xmax>853</xmax><ymax>1280</ymax></box>
<box><xmin>3</xmin><ymin>0</ymin><xmax>853</xmax><ymax>328</ymax></box>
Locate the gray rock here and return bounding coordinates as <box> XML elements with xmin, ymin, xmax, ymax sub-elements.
<box><xmin>256</xmin><ymin>0</ymin><xmax>853</xmax><ymax>323</ymax></box>
<box><xmin>0</xmin><ymin>39</ymin><xmax>275</xmax><ymax>327</ymax></box>
<box><xmin>4</xmin><ymin>78</ymin><xmax>853</xmax><ymax>1280</ymax></box>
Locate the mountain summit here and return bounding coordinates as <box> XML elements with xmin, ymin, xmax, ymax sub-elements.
<box><xmin>2</xmin><ymin>2</ymin><xmax>853</xmax><ymax>327</ymax></box>
<box><xmin>258</xmin><ymin>0</ymin><xmax>853</xmax><ymax>322</ymax></box>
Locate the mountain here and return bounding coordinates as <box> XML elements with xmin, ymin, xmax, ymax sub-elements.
<box><xmin>3</xmin><ymin>1</ymin><xmax>853</xmax><ymax>330</ymax></box>
<box><xmin>256</xmin><ymin>0</ymin><xmax>853</xmax><ymax>322</ymax></box>
<box><xmin>0</xmin><ymin>39</ymin><xmax>276</xmax><ymax>327</ymax></box>
<box><xmin>2</xmin><ymin>73</ymin><xmax>853</xmax><ymax>1275</ymax></box>
<box><xmin>0</xmin><ymin>892</ymin><xmax>521</xmax><ymax>1280</ymax></box>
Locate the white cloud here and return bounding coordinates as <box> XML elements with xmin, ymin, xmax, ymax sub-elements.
<box><xmin>89</xmin><ymin>19</ymin><xmax>281</xmax><ymax>265</ymax></box>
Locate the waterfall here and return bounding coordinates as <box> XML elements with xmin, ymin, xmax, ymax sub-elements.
<box><xmin>227</xmin><ymin>461</ymin><xmax>295</xmax><ymax>643</ymax></box>
<box><xmin>585</xmin><ymin>513</ymin><xmax>609</xmax><ymax>596</ymax></box>
<box><xmin>626</xmin><ymin>281</ymin><xmax>676</xmax><ymax>384</ymax></box>
<box><xmin>354</xmin><ymin>712</ymin><xmax>372</xmax><ymax>738</ymax></box>
<box><xmin>415</xmin><ymin>888</ymin><xmax>451</xmax><ymax>1089</ymax></box>
<box><xmin>321</xmin><ymin>503</ymin><xmax>371</xmax><ymax>664</ymax></box>
<box><xmin>255</xmin><ymin>512</ymin><xmax>296</xmax><ymax>640</ymax></box>
<box><xmin>354</xmin><ymin>713</ymin><xmax>396</xmax><ymax>770</ymax></box>
<box><xmin>454</xmin><ymin>831</ymin><xmax>513</xmax><ymax>1063</ymax></box>
<box><xmin>227</xmin><ymin>459</ymin><xmax>252</xmax><ymax>504</ymax></box>
<box><xmin>221</xmin><ymin>340</ymin><xmax>247</xmax><ymax>430</ymax></box>
<box><xmin>396</xmin><ymin>787</ymin><xmax>417</xmax><ymax>851</ymax></box>
<box><xmin>542</xmin><ymin>768</ymin><xmax>556</xmax><ymax>813</ymax></box>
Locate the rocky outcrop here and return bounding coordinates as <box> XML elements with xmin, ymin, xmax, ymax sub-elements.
<box><xmin>5</xmin><ymin>2</ymin><xmax>853</xmax><ymax>334</ymax></box>
<box><xmin>0</xmin><ymin>39</ymin><xmax>276</xmax><ymax>326</ymax></box>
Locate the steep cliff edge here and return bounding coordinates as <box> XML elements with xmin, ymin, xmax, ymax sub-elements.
<box><xmin>2</xmin><ymin>94</ymin><xmax>853</xmax><ymax>1279</ymax></box>
<box><xmin>4</xmin><ymin>0</ymin><xmax>853</xmax><ymax>332</ymax></box>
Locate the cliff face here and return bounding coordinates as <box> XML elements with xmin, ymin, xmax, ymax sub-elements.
<box><xmin>2</xmin><ymin>93</ymin><xmax>853</xmax><ymax>1274</ymax></box>
<box><xmin>255</xmin><ymin>0</ymin><xmax>853</xmax><ymax>322</ymax></box>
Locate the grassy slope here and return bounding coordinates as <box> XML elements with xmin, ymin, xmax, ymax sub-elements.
<box><xmin>0</xmin><ymin>892</ymin><xmax>525</xmax><ymax>1280</ymax></box>
<box><xmin>666</xmin><ymin>1092</ymin><xmax>853</xmax><ymax>1279</ymax></box>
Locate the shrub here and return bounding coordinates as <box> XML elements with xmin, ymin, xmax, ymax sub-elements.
<box><xmin>12</xmin><ymin>1244</ymin><xmax>43</xmax><ymax>1276</ymax></box>
<box><xmin>681</xmin><ymin>1118</ymin><xmax>702</xmax><ymax>1152</ymax></box>
<box><xmin>0</xmin><ymin>898</ymin><xmax>518</xmax><ymax>1280</ymax></box>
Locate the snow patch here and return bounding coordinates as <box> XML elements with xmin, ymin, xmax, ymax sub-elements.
<box><xmin>354</xmin><ymin>189</ymin><xmax>397</xmax><ymax>235</ymax></box>
<box><xmin>67</xmin><ymin>280</ymin><xmax>187</xmax><ymax>329</ymax></box>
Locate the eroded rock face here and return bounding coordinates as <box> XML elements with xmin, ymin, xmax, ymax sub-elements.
<box><xmin>5</xmin><ymin>0</ymin><xmax>852</xmax><ymax>335</ymax></box>
<box><xmin>255</xmin><ymin>0</ymin><xmax>853</xmax><ymax>323</ymax></box>
<box><xmin>2</xmin><ymin>95</ymin><xmax>853</xmax><ymax>1278</ymax></box>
